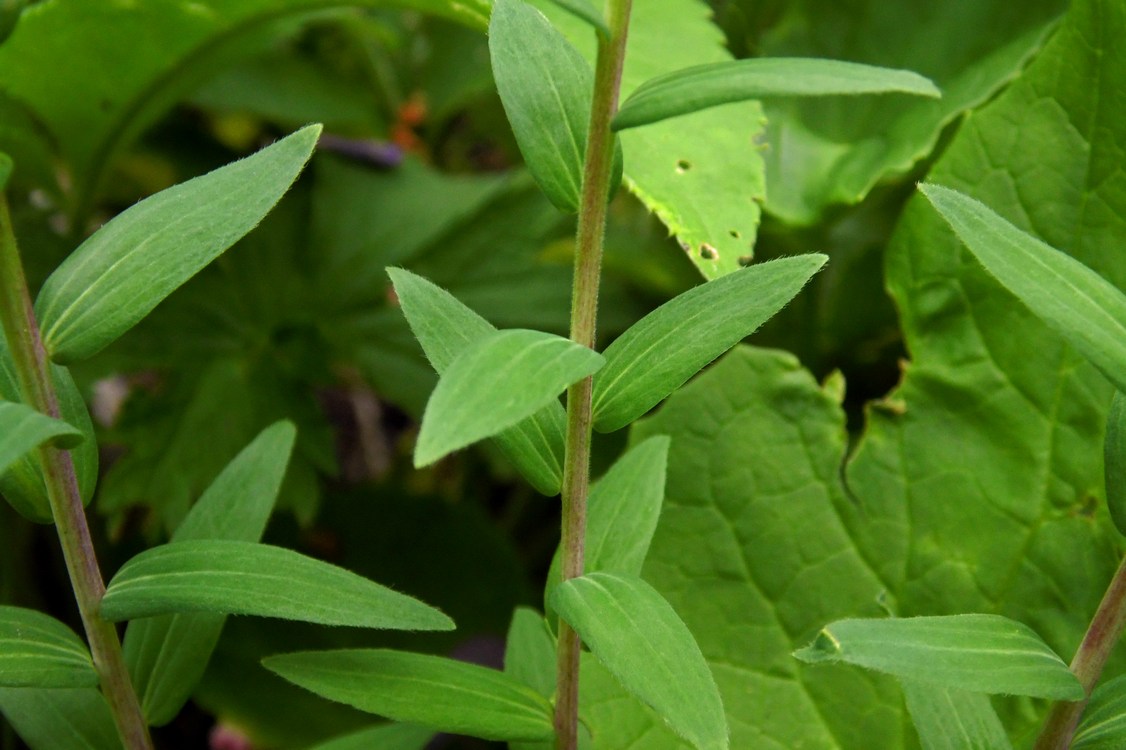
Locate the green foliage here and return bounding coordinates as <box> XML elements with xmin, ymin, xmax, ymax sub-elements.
<box><xmin>0</xmin><ymin>606</ymin><xmax>95</xmax><ymax>688</ymax></box>
<box><xmin>614</xmin><ymin>58</ymin><xmax>939</xmax><ymax>130</ymax></box>
<box><xmin>1074</xmin><ymin>674</ymin><xmax>1126</xmax><ymax>749</ymax></box>
<box><xmin>901</xmin><ymin>682</ymin><xmax>1013</xmax><ymax>750</ymax></box>
<box><xmin>263</xmin><ymin>649</ymin><xmax>556</xmax><ymax>741</ymax></box>
<box><xmin>794</xmin><ymin>615</ymin><xmax>1082</xmax><ymax>699</ymax></box>
<box><xmin>0</xmin><ymin>401</ymin><xmax>80</xmax><ymax>476</ymax></box>
<box><xmin>0</xmin><ymin>688</ymin><xmax>118</xmax><ymax>750</ymax></box>
<box><xmin>101</xmin><ymin>540</ymin><xmax>454</xmax><ymax>630</ymax></box>
<box><xmin>1106</xmin><ymin>392</ymin><xmax>1126</xmax><ymax>536</ymax></box>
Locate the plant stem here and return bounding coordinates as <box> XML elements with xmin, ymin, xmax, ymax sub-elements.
<box><xmin>554</xmin><ymin>3</ymin><xmax>633</xmax><ymax>749</ymax></box>
<box><xmin>0</xmin><ymin>192</ymin><xmax>154</xmax><ymax>750</ymax></box>
<box><xmin>1034</xmin><ymin>553</ymin><xmax>1126</xmax><ymax>749</ymax></box>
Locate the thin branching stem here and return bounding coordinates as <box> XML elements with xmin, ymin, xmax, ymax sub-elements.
<box><xmin>0</xmin><ymin>192</ymin><xmax>153</xmax><ymax>750</ymax></box>
<box><xmin>555</xmin><ymin>3</ymin><xmax>633</xmax><ymax>749</ymax></box>
<box><xmin>1034</xmin><ymin>553</ymin><xmax>1126</xmax><ymax>749</ymax></box>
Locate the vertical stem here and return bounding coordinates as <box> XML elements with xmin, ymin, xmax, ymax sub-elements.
<box><xmin>1034</xmin><ymin>553</ymin><xmax>1126</xmax><ymax>750</ymax></box>
<box><xmin>554</xmin><ymin>3</ymin><xmax>633</xmax><ymax>749</ymax></box>
<box><xmin>0</xmin><ymin>192</ymin><xmax>153</xmax><ymax>750</ymax></box>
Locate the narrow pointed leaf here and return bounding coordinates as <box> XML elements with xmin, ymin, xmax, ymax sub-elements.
<box><xmin>901</xmin><ymin>680</ymin><xmax>1013</xmax><ymax>750</ymax></box>
<box><xmin>0</xmin><ymin>402</ymin><xmax>81</xmax><ymax>476</ymax></box>
<box><xmin>415</xmin><ymin>329</ymin><xmax>602</xmax><ymax>467</ymax></box>
<box><xmin>35</xmin><ymin>124</ymin><xmax>321</xmax><ymax>363</ymax></box>
<box><xmin>544</xmin><ymin>0</ymin><xmax>608</xmax><ymax>36</ymax></box>
<box><xmin>592</xmin><ymin>254</ymin><xmax>826</xmax><ymax>432</ymax></box>
<box><xmin>490</xmin><ymin>0</ymin><xmax>621</xmax><ymax>213</ymax></box>
<box><xmin>263</xmin><ymin>649</ymin><xmax>555</xmax><ymax>742</ymax></box>
<box><xmin>1074</xmin><ymin>673</ymin><xmax>1126</xmax><ymax>750</ymax></box>
<box><xmin>123</xmin><ymin>421</ymin><xmax>296</xmax><ymax>726</ymax></box>
<box><xmin>389</xmin><ymin>268</ymin><xmax>565</xmax><ymax>494</ymax></box>
<box><xmin>794</xmin><ymin>615</ymin><xmax>1083</xmax><ymax>700</ymax></box>
<box><xmin>545</xmin><ymin>436</ymin><xmax>669</xmax><ymax>609</ymax></box>
<box><xmin>614</xmin><ymin>58</ymin><xmax>940</xmax><ymax>131</ymax></box>
<box><xmin>550</xmin><ymin>572</ymin><xmax>728</xmax><ymax>750</ymax></box>
<box><xmin>0</xmin><ymin>152</ymin><xmax>11</xmax><ymax>190</ymax></box>
<box><xmin>0</xmin><ymin>347</ymin><xmax>98</xmax><ymax>523</ymax></box>
<box><xmin>1105</xmin><ymin>391</ymin><xmax>1126</xmax><ymax>536</ymax></box>
<box><xmin>0</xmin><ymin>687</ymin><xmax>119</xmax><ymax>750</ymax></box>
<box><xmin>308</xmin><ymin>723</ymin><xmax>434</xmax><ymax>750</ymax></box>
<box><xmin>504</xmin><ymin>607</ymin><xmax>556</xmax><ymax>698</ymax></box>
<box><xmin>0</xmin><ymin>606</ymin><xmax>95</xmax><ymax>688</ymax></box>
<box><xmin>101</xmin><ymin>540</ymin><xmax>453</xmax><ymax>632</ymax></box>
<box><xmin>921</xmin><ymin>183</ymin><xmax>1126</xmax><ymax>396</ymax></box>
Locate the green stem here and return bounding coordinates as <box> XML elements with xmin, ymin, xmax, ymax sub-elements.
<box><xmin>554</xmin><ymin>3</ymin><xmax>633</xmax><ymax>749</ymax></box>
<box><xmin>1034</xmin><ymin>553</ymin><xmax>1126</xmax><ymax>749</ymax></box>
<box><xmin>0</xmin><ymin>192</ymin><xmax>153</xmax><ymax>750</ymax></box>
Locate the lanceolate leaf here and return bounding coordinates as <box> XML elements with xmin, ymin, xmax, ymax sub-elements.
<box><xmin>1073</xmin><ymin>673</ymin><xmax>1126</xmax><ymax>750</ymax></box>
<box><xmin>901</xmin><ymin>681</ymin><xmax>1013</xmax><ymax>750</ymax></box>
<box><xmin>1104</xmin><ymin>391</ymin><xmax>1126</xmax><ymax>536</ymax></box>
<box><xmin>101</xmin><ymin>540</ymin><xmax>454</xmax><ymax>632</ymax></box>
<box><xmin>35</xmin><ymin>124</ymin><xmax>321</xmax><ymax>363</ymax></box>
<box><xmin>388</xmin><ymin>267</ymin><xmax>566</xmax><ymax>494</ymax></box>
<box><xmin>550</xmin><ymin>572</ymin><xmax>728</xmax><ymax>750</ymax></box>
<box><xmin>546</xmin><ymin>436</ymin><xmax>669</xmax><ymax>610</ymax></box>
<box><xmin>614</xmin><ymin>58</ymin><xmax>940</xmax><ymax>131</ymax></box>
<box><xmin>793</xmin><ymin>615</ymin><xmax>1083</xmax><ymax>700</ymax></box>
<box><xmin>504</xmin><ymin>607</ymin><xmax>556</xmax><ymax>699</ymax></box>
<box><xmin>592</xmin><ymin>254</ymin><xmax>826</xmax><ymax>432</ymax></box>
<box><xmin>263</xmin><ymin>649</ymin><xmax>556</xmax><ymax>742</ymax></box>
<box><xmin>0</xmin><ymin>606</ymin><xmax>95</xmax><ymax>688</ymax></box>
<box><xmin>123</xmin><ymin>421</ymin><xmax>296</xmax><ymax>726</ymax></box>
<box><xmin>0</xmin><ymin>687</ymin><xmax>119</xmax><ymax>750</ymax></box>
<box><xmin>489</xmin><ymin>0</ymin><xmax>592</xmax><ymax>213</ymax></box>
<box><xmin>0</xmin><ymin>346</ymin><xmax>98</xmax><ymax>524</ymax></box>
<box><xmin>545</xmin><ymin>0</ymin><xmax>608</xmax><ymax>35</ymax></box>
<box><xmin>308</xmin><ymin>723</ymin><xmax>434</xmax><ymax>750</ymax></box>
<box><xmin>921</xmin><ymin>183</ymin><xmax>1126</xmax><ymax>396</ymax></box>
<box><xmin>414</xmin><ymin>329</ymin><xmax>603</xmax><ymax>467</ymax></box>
<box><xmin>0</xmin><ymin>401</ymin><xmax>81</xmax><ymax>476</ymax></box>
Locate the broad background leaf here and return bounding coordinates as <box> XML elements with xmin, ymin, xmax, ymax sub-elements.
<box><xmin>101</xmin><ymin>540</ymin><xmax>454</xmax><ymax>631</ymax></box>
<box><xmin>263</xmin><ymin>649</ymin><xmax>555</xmax><ymax>741</ymax></box>
<box><xmin>35</xmin><ymin>125</ymin><xmax>320</xmax><ymax>363</ymax></box>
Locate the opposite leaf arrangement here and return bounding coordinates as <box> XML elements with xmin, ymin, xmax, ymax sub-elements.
<box><xmin>6</xmin><ymin>1</ymin><xmax>1126</xmax><ymax>750</ymax></box>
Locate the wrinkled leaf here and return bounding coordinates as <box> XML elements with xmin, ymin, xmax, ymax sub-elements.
<box><xmin>389</xmin><ymin>267</ymin><xmax>566</xmax><ymax>494</ymax></box>
<box><xmin>551</xmin><ymin>572</ymin><xmax>727</xmax><ymax>750</ymax></box>
<box><xmin>1105</xmin><ymin>392</ymin><xmax>1126</xmax><ymax>536</ymax></box>
<box><xmin>614</xmin><ymin>58</ymin><xmax>939</xmax><ymax>130</ymax></box>
<box><xmin>592</xmin><ymin>254</ymin><xmax>825</xmax><ymax>431</ymax></box>
<box><xmin>901</xmin><ymin>681</ymin><xmax>1013</xmax><ymax>750</ymax></box>
<box><xmin>794</xmin><ymin>615</ymin><xmax>1082</xmax><ymax>699</ymax></box>
<box><xmin>263</xmin><ymin>649</ymin><xmax>556</xmax><ymax>741</ymax></box>
<box><xmin>921</xmin><ymin>183</ymin><xmax>1126</xmax><ymax>397</ymax></box>
<box><xmin>0</xmin><ymin>687</ymin><xmax>119</xmax><ymax>750</ymax></box>
<box><xmin>0</xmin><ymin>401</ymin><xmax>81</xmax><ymax>478</ymax></box>
<box><xmin>1074</xmin><ymin>673</ymin><xmax>1126</xmax><ymax>750</ymax></box>
<box><xmin>35</xmin><ymin>124</ymin><xmax>320</xmax><ymax>363</ymax></box>
<box><xmin>0</xmin><ymin>606</ymin><xmax>95</xmax><ymax>688</ymax></box>
<box><xmin>0</xmin><ymin>346</ymin><xmax>98</xmax><ymax>524</ymax></box>
<box><xmin>123</xmin><ymin>421</ymin><xmax>296</xmax><ymax>726</ymax></box>
<box><xmin>101</xmin><ymin>540</ymin><xmax>454</xmax><ymax>632</ymax></box>
<box><xmin>415</xmin><ymin>329</ymin><xmax>603</xmax><ymax>467</ymax></box>
<box><xmin>546</xmin><ymin>436</ymin><xmax>669</xmax><ymax>610</ymax></box>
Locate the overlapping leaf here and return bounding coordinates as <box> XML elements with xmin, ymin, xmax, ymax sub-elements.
<box><xmin>901</xmin><ymin>681</ymin><xmax>1013</xmax><ymax>750</ymax></box>
<box><xmin>0</xmin><ymin>687</ymin><xmax>119</xmax><ymax>750</ymax></box>
<box><xmin>0</xmin><ymin>606</ymin><xmax>95</xmax><ymax>688</ymax></box>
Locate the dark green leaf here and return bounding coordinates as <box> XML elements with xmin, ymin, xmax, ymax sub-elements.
<box><xmin>123</xmin><ymin>421</ymin><xmax>296</xmax><ymax>726</ymax></box>
<box><xmin>901</xmin><ymin>680</ymin><xmax>1013</xmax><ymax>750</ymax></box>
<box><xmin>0</xmin><ymin>401</ymin><xmax>81</xmax><ymax>477</ymax></box>
<box><xmin>0</xmin><ymin>606</ymin><xmax>95</xmax><ymax>688</ymax></box>
<box><xmin>1105</xmin><ymin>392</ymin><xmax>1126</xmax><ymax>536</ymax></box>
<box><xmin>592</xmin><ymin>254</ymin><xmax>826</xmax><ymax>432</ymax></box>
<box><xmin>550</xmin><ymin>572</ymin><xmax>728</xmax><ymax>750</ymax></box>
<box><xmin>921</xmin><ymin>182</ymin><xmax>1126</xmax><ymax>395</ymax></box>
<box><xmin>0</xmin><ymin>348</ymin><xmax>97</xmax><ymax>524</ymax></box>
<box><xmin>544</xmin><ymin>0</ymin><xmax>608</xmax><ymax>35</ymax></box>
<box><xmin>1074</xmin><ymin>673</ymin><xmax>1126</xmax><ymax>750</ymax></box>
<box><xmin>308</xmin><ymin>723</ymin><xmax>434</xmax><ymax>750</ymax></box>
<box><xmin>263</xmin><ymin>649</ymin><xmax>556</xmax><ymax>742</ymax></box>
<box><xmin>0</xmin><ymin>687</ymin><xmax>119</xmax><ymax>750</ymax></box>
<box><xmin>614</xmin><ymin>58</ymin><xmax>939</xmax><ymax>130</ymax></box>
<box><xmin>545</xmin><ymin>436</ymin><xmax>669</xmax><ymax>610</ymax></box>
<box><xmin>794</xmin><ymin>615</ymin><xmax>1083</xmax><ymax>700</ymax></box>
<box><xmin>101</xmin><ymin>540</ymin><xmax>454</xmax><ymax>632</ymax></box>
<box><xmin>35</xmin><ymin>125</ymin><xmax>321</xmax><ymax>363</ymax></box>
<box><xmin>0</xmin><ymin>151</ymin><xmax>11</xmax><ymax>189</ymax></box>
<box><xmin>389</xmin><ymin>267</ymin><xmax>566</xmax><ymax>494</ymax></box>
<box><xmin>415</xmin><ymin>329</ymin><xmax>603</xmax><ymax>467</ymax></box>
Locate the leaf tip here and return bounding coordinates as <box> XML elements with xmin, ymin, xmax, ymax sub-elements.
<box><xmin>792</xmin><ymin>628</ymin><xmax>841</xmax><ymax>664</ymax></box>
